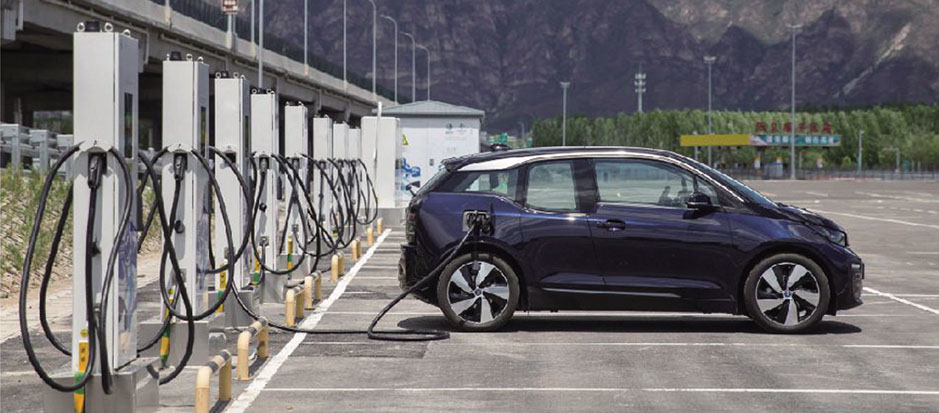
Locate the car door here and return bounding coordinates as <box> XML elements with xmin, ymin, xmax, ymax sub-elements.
<box><xmin>587</xmin><ymin>157</ymin><xmax>736</xmax><ymax>308</ymax></box>
<box><xmin>518</xmin><ymin>159</ymin><xmax>604</xmax><ymax>301</ymax></box>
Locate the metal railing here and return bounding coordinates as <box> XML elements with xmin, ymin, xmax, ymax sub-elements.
<box><xmin>722</xmin><ymin>167</ymin><xmax>939</xmax><ymax>181</ymax></box>
<box><xmin>154</xmin><ymin>0</ymin><xmax>404</xmax><ymax>102</ymax></box>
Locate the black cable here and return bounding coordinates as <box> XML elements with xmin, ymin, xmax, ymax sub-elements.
<box><xmin>38</xmin><ymin>185</ymin><xmax>74</xmax><ymax>356</ymax></box>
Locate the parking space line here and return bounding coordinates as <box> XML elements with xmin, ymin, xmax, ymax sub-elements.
<box><xmin>353</xmin><ymin>276</ymin><xmax>399</xmax><ymax>280</ymax></box>
<box><xmin>297</xmin><ymin>341</ymin><xmax>939</xmax><ymax>350</ymax></box>
<box><xmin>864</xmin><ymin>287</ymin><xmax>939</xmax><ymax>316</ymax></box>
<box><xmin>262</xmin><ymin>387</ymin><xmax>939</xmax><ymax>395</ymax></box>
<box><xmin>810</xmin><ymin>209</ymin><xmax>939</xmax><ymax>229</ymax></box>
<box><xmin>225</xmin><ymin>229</ymin><xmax>392</xmax><ymax>413</ymax></box>
<box><xmin>323</xmin><ymin>311</ymin><xmax>923</xmax><ymax>318</ymax></box>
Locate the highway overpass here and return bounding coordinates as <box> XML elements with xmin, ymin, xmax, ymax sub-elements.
<box><xmin>0</xmin><ymin>0</ymin><xmax>397</xmax><ymax>147</ymax></box>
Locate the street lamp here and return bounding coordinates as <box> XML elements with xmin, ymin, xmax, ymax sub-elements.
<box><xmin>402</xmin><ymin>31</ymin><xmax>416</xmax><ymax>102</ymax></box>
<box><xmin>634</xmin><ymin>71</ymin><xmax>646</xmax><ymax>113</ymax></box>
<box><xmin>704</xmin><ymin>55</ymin><xmax>715</xmax><ymax>166</ymax></box>
<box><xmin>380</xmin><ymin>15</ymin><xmax>398</xmax><ymax>102</ymax></box>
<box><xmin>560</xmin><ymin>81</ymin><xmax>570</xmax><ymax>146</ymax></box>
<box><xmin>857</xmin><ymin>129</ymin><xmax>863</xmax><ymax>174</ymax></box>
<box><xmin>258</xmin><ymin>0</ymin><xmax>265</xmax><ymax>88</ymax></box>
<box><xmin>787</xmin><ymin>23</ymin><xmax>802</xmax><ymax>180</ymax></box>
<box><xmin>416</xmin><ymin>45</ymin><xmax>430</xmax><ymax>100</ymax></box>
<box><xmin>342</xmin><ymin>0</ymin><xmax>347</xmax><ymax>88</ymax></box>
<box><xmin>367</xmin><ymin>0</ymin><xmax>376</xmax><ymax>98</ymax></box>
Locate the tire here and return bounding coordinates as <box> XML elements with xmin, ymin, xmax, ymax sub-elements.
<box><xmin>744</xmin><ymin>253</ymin><xmax>830</xmax><ymax>334</ymax></box>
<box><xmin>436</xmin><ymin>252</ymin><xmax>520</xmax><ymax>332</ymax></box>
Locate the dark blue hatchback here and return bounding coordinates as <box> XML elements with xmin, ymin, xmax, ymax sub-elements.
<box><xmin>399</xmin><ymin>147</ymin><xmax>864</xmax><ymax>333</ymax></box>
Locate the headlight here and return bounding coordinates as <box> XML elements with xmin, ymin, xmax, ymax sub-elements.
<box><xmin>810</xmin><ymin>224</ymin><xmax>847</xmax><ymax>247</ymax></box>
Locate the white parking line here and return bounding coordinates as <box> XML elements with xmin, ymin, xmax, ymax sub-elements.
<box><xmin>298</xmin><ymin>341</ymin><xmax>939</xmax><ymax>350</ymax></box>
<box><xmin>323</xmin><ymin>311</ymin><xmax>922</xmax><ymax>318</ymax></box>
<box><xmin>804</xmin><ymin>191</ymin><xmax>829</xmax><ymax>197</ymax></box>
<box><xmin>353</xmin><ymin>276</ymin><xmax>399</xmax><ymax>280</ymax></box>
<box><xmin>225</xmin><ymin>229</ymin><xmax>391</xmax><ymax>413</ymax></box>
<box><xmin>864</xmin><ymin>287</ymin><xmax>939</xmax><ymax>316</ymax></box>
<box><xmin>810</xmin><ymin>209</ymin><xmax>939</xmax><ymax>230</ymax></box>
<box><xmin>262</xmin><ymin>387</ymin><xmax>939</xmax><ymax>395</ymax></box>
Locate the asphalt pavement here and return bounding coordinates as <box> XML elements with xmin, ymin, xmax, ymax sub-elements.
<box><xmin>3</xmin><ymin>179</ymin><xmax>938</xmax><ymax>412</ymax></box>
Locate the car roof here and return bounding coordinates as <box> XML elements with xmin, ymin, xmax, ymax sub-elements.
<box><xmin>443</xmin><ymin>146</ymin><xmax>682</xmax><ymax>171</ymax></box>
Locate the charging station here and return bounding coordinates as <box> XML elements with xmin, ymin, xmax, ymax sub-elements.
<box><xmin>139</xmin><ymin>52</ymin><xmax>213</xmax><ymax>369</ymax></box>
<box><xmin>213</xmin><ymin>72</ymin><xmax>258</xmax><ymax>328</ymax></box>
<box><xmin>43</xmin><ymin>23</ymin><xmax>159</xmax><ymax>413</ymax></box>
<box><xmin>332</xmin><ymin>122</ymin><xmax>349</xmax><ymax>162</ymax></box>
<box><xmin>312</xmin><ymin>116</ymin><xmax>334</xmax><ymax>240</ymax></box>
<box><xmin>251</xmin><ymin>90</ymin><xmax>283</xmax><ymax>303</ymax></box>
<box><xmin>281</xmin><ymin>103</ymin><xmax>310</xmax><ymax>278</ymax></box>
<box><xmin>360</xmin><ymin>115</ymin><xmax>402</xmax><ymax>225</ymax></box>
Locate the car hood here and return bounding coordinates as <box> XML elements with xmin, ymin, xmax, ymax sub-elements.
<box><xmin>774</xmin><ymin>203</ymin><xmax>845</xmax><ymax>232</ymax></box>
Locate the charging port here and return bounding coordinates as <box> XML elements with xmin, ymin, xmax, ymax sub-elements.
<box><xmin>462</xmin><ymin>210</ymin><xmax>492</xmax><ymax>234</ymax></box>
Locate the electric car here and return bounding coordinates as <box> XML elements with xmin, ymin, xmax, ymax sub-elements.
<box><xmin>399</xmin><ymin>147</ymin><xmax>864</xmax><ymax>334</ymax></box>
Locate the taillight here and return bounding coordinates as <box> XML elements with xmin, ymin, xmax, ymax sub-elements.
<box><xmin>406</xmin><ymin>205</ymin><xmax>418</xmax><ymax>244</ymax></box>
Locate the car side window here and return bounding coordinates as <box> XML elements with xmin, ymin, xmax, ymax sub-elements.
<box><xmin>525</xmin><ymin>160</ymin><xmax>578</xmax><ymax>212</ymax></box>
<box><xmin>440</xmin><ymin>170</ymin><xmax>518</xmax><ymax>199</ymax></box>
<box><xmin>594</xmin><ymin>159</ymin><xmax>718</xmax><ymax>207</ymax></box>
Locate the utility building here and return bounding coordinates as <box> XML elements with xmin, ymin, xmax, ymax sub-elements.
<box><xmin>375</xmin><ymin>100</ymin><xmax>484</xmax><ymax>206</ymax></box>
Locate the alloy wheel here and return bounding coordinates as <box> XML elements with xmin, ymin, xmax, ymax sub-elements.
<box><xmin>755</xmin><ymin>262</ymin><xmax>821</xmax><ymax>326</ymax></box>
<box><xmin>446</xmin><ymin>261</ymin><xmax>510</xmax><ymax>324</ymax></box>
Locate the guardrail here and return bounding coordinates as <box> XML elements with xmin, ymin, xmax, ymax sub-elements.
<box><xmin>723</xmin><ymin>167</ymin><xmax>939</xmax><ymax>181</ymax></box>
<box><xmin>149</xmin><ymin>0</ymin><xmax>404</xmax><ymax>103</ymax></box>
<box><xmin>236</xmin><ymin>317</ymin><xmax>269</xmax><ymax>380</ymax></box>
<box><xmin>195</xmin><ymin>349</ymin><xmax>232</xmax><ymax>413</ymax></box>
<box><xmin>284</xmin><ymin>284</ymin><xmax>306</xmax><ymax>327</ymax></box>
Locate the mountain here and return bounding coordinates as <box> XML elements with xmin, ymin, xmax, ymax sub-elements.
<box><xmin>260</xmin><ymin>0</ymin><xmax>939</xmax><ymax>131</ymax></box>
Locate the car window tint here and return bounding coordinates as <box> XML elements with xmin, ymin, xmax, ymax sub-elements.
<box><xmin>526</xmin><ymin>161</ymin><xmax>577</xmax><ymax>211</ymax></box>
<box><xmin>442</xmin><ymin>170</ymin><xmax>518</xmax><ymax>198</ymax></box>
<box><xmin>594</xmin><ymin>159</ymin><xmax>712</xmax><ymax>207</ymax></box>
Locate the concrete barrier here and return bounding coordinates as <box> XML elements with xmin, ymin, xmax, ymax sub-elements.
<box><xmin>195</xmin><ymin>350</ymin><xmax>232</xmax><ymax>413</ymax></box>
<box><xmin>236</xmin><ymin>318</ymin><xmax>269</xmax><ymax>380</ymax></box>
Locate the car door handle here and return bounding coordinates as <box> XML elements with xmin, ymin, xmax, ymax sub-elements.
<box><xmin>596</xmin><ymin>219</ymin><xmax>627</xmax><ymax>231</ymax></box>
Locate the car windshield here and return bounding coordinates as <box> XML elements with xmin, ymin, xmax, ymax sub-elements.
<box><xmin>681</xmin><ymin>156</ymin><xmax>776</xmax><ymax>207</ymax></box>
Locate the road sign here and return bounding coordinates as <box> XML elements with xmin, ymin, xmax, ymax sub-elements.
<box><xmin>680</xmin><ymin>134</ymin><xmax>841</xmax><ymax>147</ymax></box>
<box><xmin>221</xmin><ymin>0</ymin><xmax>239</xmax><ymax>15</ymax></box>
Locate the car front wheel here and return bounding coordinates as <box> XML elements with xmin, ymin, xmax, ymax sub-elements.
<box><xmin>436</xmin><ymin>252</ymin><xmax>519</xmax><ymax>332</ymax></box>
<box><xmin>744</xmin><ymin>253</ymin><xmax>830</xmax><ymax>334</ymax></box>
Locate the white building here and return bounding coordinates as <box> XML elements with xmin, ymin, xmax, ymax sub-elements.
<box><xmin>376</xmin><ymin>100</ymin><xmax>484</xmax><ymax>206</ymax></box>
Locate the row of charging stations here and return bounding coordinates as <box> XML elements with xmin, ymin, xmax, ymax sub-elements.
<box><xmin>22</xmin><ymin>21</ymin><xmax>389</xmax><ymax>413</ymax></box>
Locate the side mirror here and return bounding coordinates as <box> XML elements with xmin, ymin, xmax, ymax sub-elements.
<box><xmin>686</xmin><ymin>192</ymin><xmax>717</xmax><ymax>211</ymax></box>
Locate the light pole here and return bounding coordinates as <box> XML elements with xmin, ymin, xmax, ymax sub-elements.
<box><xmin>787</xmin><ymin>23</ymin><xmax>802</xmax><ymax>180</ymax></box>
<box><xmin>704</xmin><ymin>55</ymin><xmax>715</xmax><ymax>166</ymax></box>
<box><xmin>342</xmin><ymin>0</ymin><xmax>347</xmax><ymax>88</ymax></box>
<box><xmin>367</xmin><ymin>0</ymin><xmax>376</xmax><ymax>98</ymax></box>
<box><xmin>303</xmin><ymin>0</ymin><xmax>308</xmax><ymax>73</ymax></box>
<box><xmin>381</xmin><ymin>15</ymin><xmax>398</xmax><ymax>102</ymax></box>
<box><xmin>560</xmin><ymin>81</ymin><xmax>570</xmax><ymax>146</ymax></box>
<box><xmin>634</xmin><ymin>71</ymin><xmax>646</xmax><ymax>113</ymax></box>
<box><xmin>258</xmin><ymin>0</ymin><xmax>265</xmax><ymax>88</ymax></box>
<box><xmin>403</xmin><ymin>31</ymin><xmax>416</xmax><ymax>101</ymax></box>
<box><xmin>887</xmin><ymin>147</ymin><xmax>901</xmax><ymax>173</ymax></box>
<box><xmin>417</xmin><ymin>45</ymin><xmax>430</xmax><ymax>100</ymax></box>
<box><xmin>518</xmin><ymin>121</ymin><xmax>526</xmax><ymax>147</ymax></box>
<box><xmin>857</xmin><ymin>129</ymin><xmax>863</xmax><ymax>174</ymax></box>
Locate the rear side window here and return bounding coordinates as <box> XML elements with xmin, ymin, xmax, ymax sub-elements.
<box><xmin>437</xmin><ymin>169</ymin><xmax>518</xmax><ymax>199</ymax></box>
<box><xmin>525</xmin><ymin>160</ymin><xmax>577</xmax><ymax>212</ymax></box>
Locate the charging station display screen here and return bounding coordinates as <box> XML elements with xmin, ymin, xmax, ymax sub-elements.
<box><xmin>124</xmin><ymin>93</ymin><xmax>134</xmax><ymax>158</ymax></box>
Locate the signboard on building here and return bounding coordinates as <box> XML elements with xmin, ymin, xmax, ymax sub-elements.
<box><xmin>680</xmin><ymin>134</ymin><xmax>841</xmax><ymax>147</ymax></box>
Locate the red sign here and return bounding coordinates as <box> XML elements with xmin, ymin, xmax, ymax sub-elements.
<box><xmin>755</xmin><ymin>121</ymin><xmax>832</xmax><ymax>134</ymax></box>
<box><xmin>221</xmin><ymin>0</ymin><xmax>239</xmax><ymax>14</ymax></box>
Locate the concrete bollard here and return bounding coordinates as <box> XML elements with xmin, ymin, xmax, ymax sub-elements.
<box><xmin>331</xmin><ymin>254</ymin><xmax>340</xmax><ymax>282</ymax></box>
<box><xmin>377</xmin><ymin>218</ymin><xmax>383</xmax><ymax>234</ymax></box>
<box><xmin>303</xmin><ymin>275</ymin><xmax>314</xmax><ymax>310</ymax></box>
<box><xmin>367</xmin><ymin>226</ymin><xmax>375</xmax><ymax>247</ymax></box>
<box><xmin>351</xmin><ymin>240</ymin><xmax>360</xmax><ymax>261</ymax></box>
<box><xmin>314</xmin><ymin>272</ymin><xmax>322</xmax><ymax>301</ymax></box>
<box><xmin>338</xmin><ymin>252</ymin><xmax>345</xmax><ymax>275</ymax></box>
<box><xmin>195</xmin><ymin>350</ymin><xmax>232</xmax><ymax>413</ymax></box>
<box><xmin>285</xmin><ymin>289</ymin><xmax>297</xmax><ymax>327</ymax></box>
<box><xmin>236</xmin><ymin>318</ymin><xmax>269</xmax><ymax>380</ymax></box>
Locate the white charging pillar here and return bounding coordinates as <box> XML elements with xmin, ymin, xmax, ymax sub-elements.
<box><xmin>361</xmin><ymin>116</ymin><xmax>402</xmax><ymax>223</ymax></box>
<box><xmin>45</xmin><ymin>22</ymin><xmax>157</xmax><ymax>413</ymax></box>
<box><xmin>213</xmin><ymin>73</ymin><xmax>257</xmax><ymax>327</ymax></box>
<box><xmin>251</xmin><ymin>91</ymin><xmax>282</xmax><ymax>303</ymax></box>
<box><xmin>161</xmin><ymin>55</ymin><xmax>211</xmax><ymax>315</ymax></box>
<box><xmin>282</xmin><ymin>103</ymin><xmax>309</xmax><ymax>277</ymax></box>
<box><xmin>312</xmin><ymin>116</ymin><xmax>333</xmax><ymax>231</ymax></box>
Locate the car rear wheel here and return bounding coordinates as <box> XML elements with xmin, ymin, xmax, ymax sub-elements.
<box><xmin>744</xmin><ymin>253</ymin><xmax>830</xmax><ymax>334</ymax></box>
<box><xmin>436</xmin><ymin>252</ymin><xmax>519</xmax><ymax>332</ymax></box>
